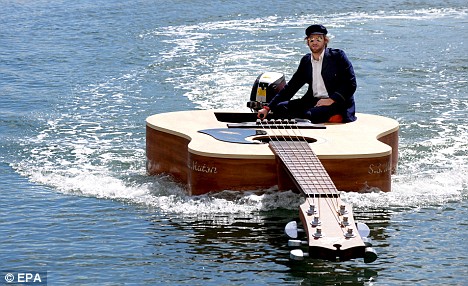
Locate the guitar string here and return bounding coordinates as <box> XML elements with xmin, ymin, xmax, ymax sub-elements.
<box><xmin>263</xmin><ymin>119</ymin><xmax>344</xmax><ymax>233</ymax></box>
<box><xmin>267</xmin><ymin>120</ymin><xmax>321</xmax><ymax>210</ymax></box>
<box><xmin>288</xmin><ymin>126</ymin><xmax>345</xmax><ymax>233</ymax></box>
<box><xmin>258</xmin><ymin>118</ymin><xmax>345</xmax><ymax>234</ymax></box>
<box><xmin>259</xmin><ymin>119</ymin><xmax>327</xmax><ymax>211</ymax></box>
<box><xmin>280</xmin><ymin>121</ymin><xmax>344</xmax><ymax>232</ymax></box>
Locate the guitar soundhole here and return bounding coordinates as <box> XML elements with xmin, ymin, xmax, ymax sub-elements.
<box><xmin>253</xmin><ymin>136</ymin><xmax>317</xmax><ymax>143</ymax></box>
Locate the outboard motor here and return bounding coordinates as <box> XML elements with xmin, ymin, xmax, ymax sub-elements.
<box><xmin>247</xmin><ymin>72</ymin><xmax>286</xmax><ymax>111</ymax></box>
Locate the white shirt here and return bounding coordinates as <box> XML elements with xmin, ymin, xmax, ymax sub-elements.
<box><xmin>311</xmin><ymin>50</ymin><xmax>329</xmax><ymax>98</ymax></box>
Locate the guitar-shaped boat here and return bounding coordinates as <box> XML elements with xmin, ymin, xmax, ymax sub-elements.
<box><xmin>146</xmin><ymin>109</ymin><xmax>398</xmax><ymax>195</ymax></box>
<box><xmin>146</xmin><ymin>109</ymin><xmax>398</xmax><ymax>262</ymax></box>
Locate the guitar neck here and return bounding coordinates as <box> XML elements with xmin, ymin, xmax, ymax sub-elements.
<box><xmin>269</xmin><ymin>140</ymin><xmax>339</xmax><ymax>198</ymax></box>
<box><xmin>270</xmin><ymin>140</ymin><xmax>369</xmax><ymax>261</ymax></box>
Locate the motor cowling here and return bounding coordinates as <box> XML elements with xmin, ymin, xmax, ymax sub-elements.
<box><xmin>247</xmin><ymin>72</ymin><xmax>286</xmax><ymax>110</ymax></box>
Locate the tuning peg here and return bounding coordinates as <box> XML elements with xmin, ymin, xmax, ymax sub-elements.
<box><xmin>284</xmin><ymin>221</ymin><xmax>304</xmax><ymax>239</ymax></box>
<box><xmin>356</xmin><ymin>222</ymin><xmax>371</xmax><ymax>238</ymax></box>
<box><xmin>288</xmin><ymin>239</ymin><xmax>308</xmax><ymax>247</ymax></box>
<box><xmin>344</xmin><ymin>228</ymin><xmax>355</xmax><ymax>238</ymax></box>
<box><xmin>290</xmin><ymin>249</ymin><xmax>309</xmax><ymax>261</ymax></box>
<box><xmin>285</xmin><ymin>221</ymin><xmax>298</xmax><ymax>238</ymax></box>
<box><xmin>338</xmin><ymin>204</ymin><xmax>348</xmax><ymax>215</ymax></box>
<box><xmin>307</xmin><ymin>204</ymin><xmax>317</xmax><ymax>215</ymax></box>
<box><xmin>313</xmin><ymin>227</ymin><xmax>323</xmax><ymax>238</ymax></box>
<box><xmin>311</xmin><ymin>215</ymin><xmax>321</xmax><ymax>227</ymax></box>
<box><xmin>341</xmin><ymin>215</ymin><xmax>350</xmax><ymax>226</ymax></box>
<box><xmin>364</xmin><ymin>247</ymin><xmax>378</xmax><ymax>263</ymax></box>
<box><xmin>361</xmin><ymin>237</ymin><xmax>373</xmax><ymax>247</ymax></box>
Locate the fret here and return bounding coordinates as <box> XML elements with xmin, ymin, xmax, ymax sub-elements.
<box><xmin>269</xmin><ymin>141</ymin><xmax>339</xmax><ymax>198</ymax></box>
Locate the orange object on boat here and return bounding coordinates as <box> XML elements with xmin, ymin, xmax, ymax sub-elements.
<box><xmin>328</xmin><ymin>114</ymin><xmax>343</xmax><ymax>123</ymax></box>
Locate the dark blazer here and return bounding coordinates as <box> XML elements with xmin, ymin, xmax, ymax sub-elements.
<box><xmin>268</xmin><ymin>48</ymin><xmax>357</xmax><ymax>122</ymax></box>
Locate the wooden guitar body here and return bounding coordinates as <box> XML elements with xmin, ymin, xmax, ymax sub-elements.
<box><xmin>146</xmin><ymin>109</ymin><xmax>399</xmax><ymax>195</ymax></box>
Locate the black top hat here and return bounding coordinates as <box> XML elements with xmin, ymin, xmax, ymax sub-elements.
<box><xmin>305</xmin><ymin>24</ymin><xmax>328</xmax><ymax>36</ymax></box>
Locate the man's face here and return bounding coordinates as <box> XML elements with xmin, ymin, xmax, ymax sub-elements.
<box><xmin>307</xmin><ymin>35</ymin><xmax>327</xmax><ymax>54</ymax></box>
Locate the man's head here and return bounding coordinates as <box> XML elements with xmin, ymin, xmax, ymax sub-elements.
<box><xmin>305</xmin><ymin>24</ymin><xmax>329</xmax><ymax>54</ymax></box>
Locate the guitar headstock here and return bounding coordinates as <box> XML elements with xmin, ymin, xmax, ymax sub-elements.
<box><xmin>288</xmin><ymin>197</ymin><xmax>377</xmax><ymax>263</ymax></box>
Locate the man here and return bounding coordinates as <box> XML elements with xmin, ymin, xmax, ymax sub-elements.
<box><xmin>257</xmin><ymin>24</ymin><xmax>357</xmax><ymax>123</ymax></box>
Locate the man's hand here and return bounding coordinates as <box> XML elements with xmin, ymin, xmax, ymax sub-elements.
<box><xmin>257</xmin><ymin>108</ymin><xmax>269</xmax><ymax>119</ymax></box>
<box><xmin>315</xmin><ymin>98</ymin><xmax>335</xmax><ymax>107</ymax></box>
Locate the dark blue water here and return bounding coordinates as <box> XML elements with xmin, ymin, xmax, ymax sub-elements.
<box><xmin>1</xmin><ymin>0</ymin><xmax>467</xmax><ymax>285</ymax></box>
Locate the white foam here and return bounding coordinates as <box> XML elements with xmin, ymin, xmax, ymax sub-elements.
<box><xmin>17</xmin><ymin>159</ymin><xmax>305</xmax><ymax>215</ymax></box>
<box><xmin>342</xmin><ymin>170</ymin><xmax>467</xmax><ymax>210</ymax></box>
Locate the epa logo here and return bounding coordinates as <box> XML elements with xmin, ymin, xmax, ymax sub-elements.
<box><xmin>4</xmin><ymin>273</ymin><xmax>14</xmax><ymax>283</ymax></box>
<box><xmin>3</xmin><ymin>272</ymin><xmax>46</xmax><ymax>284</ymax></box>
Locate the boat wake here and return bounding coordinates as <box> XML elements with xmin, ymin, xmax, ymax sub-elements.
<box><xmin>13</xmin><ymin>152</ymin><xmax>467</xmax><ymax>216</ymax></box>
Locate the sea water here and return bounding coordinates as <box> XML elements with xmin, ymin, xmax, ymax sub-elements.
<box><xmin>1</xmin><ymin>0</ymin><xmax>467</xmax><ymax>285</ymax></box>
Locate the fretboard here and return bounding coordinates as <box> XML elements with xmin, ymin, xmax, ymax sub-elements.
<box><xmin>269</xmin><ymin>140</ymin><xmax>339</xmax><ymax>198</ymax></box>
